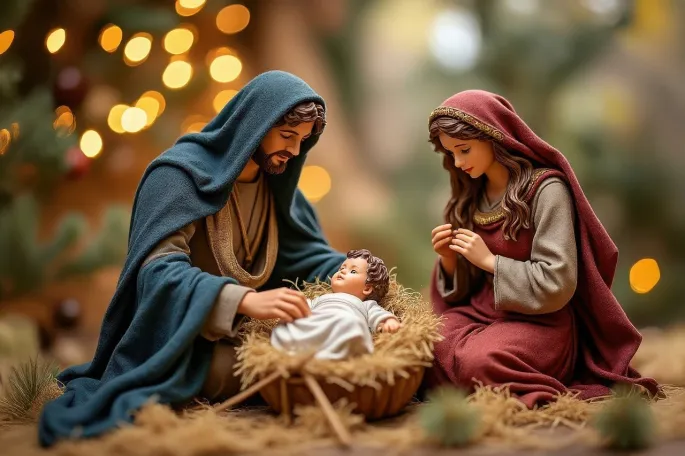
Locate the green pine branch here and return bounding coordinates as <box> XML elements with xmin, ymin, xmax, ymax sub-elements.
<box><xmin>0</xmin><ymin>196</ymin><xmax>129</xmax><ymax>299</ymax></box>
<box><xmin>57</xmin><ymin>206</ymin><xmax>130</xmax><ymax>277</ymax></box>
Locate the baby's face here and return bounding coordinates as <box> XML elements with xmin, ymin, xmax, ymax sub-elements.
<box><xmin>331</xmin><ymin>257</ymin><xmax>372</xmax><ymax>300</ymax></box>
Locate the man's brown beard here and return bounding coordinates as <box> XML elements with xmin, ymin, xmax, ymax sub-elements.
<box><xmin>252</xmin><ymin>148</ymin><xmax>294</xmax><ymax>174</ymax></box>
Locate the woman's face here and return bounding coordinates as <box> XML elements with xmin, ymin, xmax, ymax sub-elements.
<box><xmin>438</xmin><ymin>133</ymin><xmax>495</xmax><ymax>179</ymax></box>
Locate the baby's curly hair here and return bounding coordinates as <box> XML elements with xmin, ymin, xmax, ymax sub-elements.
<box><xmin>347</xmin><ymin>249</ymin><xmax>389</xmax><ymax>302</ymax></box>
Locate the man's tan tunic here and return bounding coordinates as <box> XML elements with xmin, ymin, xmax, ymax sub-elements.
<box><xmin>143</xmin><ymin>173</ymin><xmax>277</xmax><ymax>400</ymax></box>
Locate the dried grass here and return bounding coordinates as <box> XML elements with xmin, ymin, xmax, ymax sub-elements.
<box><xmin>2</xmin><ymin>381</ymin><xmax>685</xmax><ymax>455</ymax></box>
<box><xmin>5</xmin><ymin>303</ymin><xmax>685</xmax><ymax>454</ymax></box>
<box><xmin>235</xmin><ymin>276</ymin><xmax>443</xmax><ymax>390</ymax></box>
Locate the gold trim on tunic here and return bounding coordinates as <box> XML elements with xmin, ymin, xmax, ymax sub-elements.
<box><xmin>473</xmin><ymin>168</ymin><xmax>551</xmax><ymax>226</ymax></box>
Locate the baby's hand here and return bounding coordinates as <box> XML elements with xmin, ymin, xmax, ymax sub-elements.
<box><xmin>378</xmin><ymin>317</ymin><xmax>402</xmax><ymax>333</ymax></box>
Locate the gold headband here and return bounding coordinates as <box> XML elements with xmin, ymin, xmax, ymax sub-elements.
<box><xmin>428</xmin><ymin>106</ymin><xmax>504</xmax><ymax>142</ymax></box>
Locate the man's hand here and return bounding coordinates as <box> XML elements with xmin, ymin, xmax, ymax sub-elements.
<box><xmin>238</xmin><ymin>288</ymin><xmax>311</xmax><ymax>322</ymax></box>
<box><xmin>377</xmin><ymin>317</ymin><xmax>402</xmax><ymax>333</ymax></box>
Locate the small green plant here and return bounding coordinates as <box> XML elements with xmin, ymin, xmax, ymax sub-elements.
<box><xmin>419</xmin><ymin>386</ymin><xmax>481</xmax><ymax>447</ymax></box>
<box><xmin>0</xmin><ymin>358</ymin><xmax>63</xmax><ymax>423</ymax></box>
<box><xmin>592</xmin><ymin>384</ymin><xmax>655</xmax><ymax>450</ymax></box>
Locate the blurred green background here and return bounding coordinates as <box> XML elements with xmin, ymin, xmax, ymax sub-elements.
<box><xmin>1</xmin><ymin>0</ymin><xmax>683</xmax><ymax>364</ymax></box>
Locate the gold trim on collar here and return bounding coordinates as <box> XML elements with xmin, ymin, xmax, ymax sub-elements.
<box><xmin>473</xmin><ymin>168</ymin><xmax>551</xmax><ymax>226</ymax></box>
<box><xmin>429</xmin><ymin>106</ymin><xmax>505</xmax><ymax>142</ymax></box>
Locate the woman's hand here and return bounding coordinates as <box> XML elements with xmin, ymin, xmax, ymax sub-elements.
<box><xmin>450</xmin><ymin>228</ymin><xmax>496</xmax><ymax>273</ymax></box>
<box><xmin>432</xmin><ymin>223</ymin><xmax>457</xmax><ymax>275</ymax></box>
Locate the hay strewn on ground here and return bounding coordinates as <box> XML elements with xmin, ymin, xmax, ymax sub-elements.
<box><xmin>3</xmin><ymin>384</ymin><xmax>685</xmax><ymax>456</ymax></box>
<box><xmin>235</xmin><ymin>277</ymin><xmax>443</xmax><ymax>389</ymax></box>
<box><xmin>5</xmin><ymin>306</ymin><xmax>685</xmax><ymax>455</ymax></box>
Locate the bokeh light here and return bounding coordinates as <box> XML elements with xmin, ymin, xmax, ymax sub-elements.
<box><xmin>53</xmin><ymin>106</ymin><xmax>76</xmax><ymax>136</ymax></box>
<box><xmin>163</xmin><ymin>60</ymin><xmax>193</xmax><ymax>89</ymax></box>
<box><xmin>163</xmin><ymin>26</ymin><xmax>195</xmax><ymax>55</ymax></box>
<box><xmin>209</xmin><ymin>55</ymin><xmax>242</xmax><ymax>83</ymax></box>
<box><xmin>179</xmin><ymin>0</ymin><xmax>206</xmax><ymax>8</ymax></box>
<box><xmin>135</xmin><ymin>91</ymin><xmax>166</xmax><ymax>127</ymax></box>
<box><xmin>298</xmin><ymin>166</ymin><xmax>332</xmax><ymax>203</ymax></box>
<box><xmin>216</xmin><ymin>4</ymin><xmax>250</xmax><ymax>34</ymax></box>
<box><xmin>107</xmin><ymin>104</ymin><xmax>129</xmax><ymax>134</ymax></box>
<box><xmin>181</xmin><ymin>114</ymin><xmax>208</xmax><ymax>134</ymax></box>
<box><xmin>213</xmin><ymin>89</ymin><xmax>238</xmax><ymax>113</ymax></box>
<box><xmin>80</xmin><ymin>130</ymin><xmax>103</xmax><ymax>158</ymax></box>
<box><xmin>0</xmin><ymin>30</ymin><xmax>15</xmax><ymax>55</ymax></box>
<box><xmin>121</xmin><ymin>107</ymin><xmax>148</xmax><ymax>133</ymax></box>
<box><xmin>0</xmin><ymin>128</ymin><xmax>10</xmax><ymax>155</ymax></box>
<box><xmin>99</xmin><ymin>24</ymin><xmax>123</xmax><ymax>53</ymax></box>
<box><xmin>124</xmin><ymin>33</ymin><xmax>153</xmax><ymax>66</ymax></box>
<box><xmin>630</xmin><ymin>258</ymin><xmax>661</xmax><ymax>294</ymax></box>
<box><xmin>205</xmin><ymin>47</ymin><xmax>235</xmax><ymax>67</ymax></box>
<box><xmin>175</xmin><ymin>0</ymin><xmax>204</xmax><ymax>17</ymax></box>
<box><xmin>429</xmin><ymin>8</ymin><xmax>481</xmax><ymax>72</ymax></box>
<box><xmin>46</xmin><ymin>28</ymin><xmax>66</xmax><ymax>54</ymax></box>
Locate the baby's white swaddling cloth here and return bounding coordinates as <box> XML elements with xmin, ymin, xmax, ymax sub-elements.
<box><xmin>270</xmin><ymin>292</ymin><xmax>395</xmax><ymax>360</ymax></box>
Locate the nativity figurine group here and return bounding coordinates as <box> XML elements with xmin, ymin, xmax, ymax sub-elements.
<box><xmin>39</xmin><ymin>71</ymin><xmax>659</xmax><ymax>448</ymax></box>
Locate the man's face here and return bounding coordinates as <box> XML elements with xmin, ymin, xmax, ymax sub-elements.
<box><xmin>331</xmin><ymin>257</ymin><xmax>373</xmax><ymax>300</ymax></box>
<box><xmin>252</xmin><ymin>121</ymin><xmax>315</xmax><ymax>174</ymax></box>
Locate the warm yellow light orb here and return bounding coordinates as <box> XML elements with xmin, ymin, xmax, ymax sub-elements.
<box><xmin>162</xmin><ymin>60</ymin><xmax>193</xmax><ymax>89</ymax></box>
<box><xmin>181</xmin><ymin>115</ymin><xmax>208</xmax><ymax>134</ymax></box>
<box><xmin>213</xmin><ymin>89</ymin><xmax>238</xmax><ymax>113</ymax></box>
<box><xmin>0</xmin><ymin>30</ymin><xmax>15</xmax><ymax>55</ymax></box>
<box><xmin>139</xmin><ymin>91</ymin><xmax>166</xmax><ymax>117</ymax></box>
<box><xmin>216</xmin><ymin>5</ymin><xmax>250</xmax><ymax>34</ymax></box>
<box><xmin>298</xmin><ymin>166</ymin><xmax>332</xmax><ymax>202</ymax></box>
<box><xmin>124</xmin><ymin>33</ymin><xmax>152</xmax><ymax>65</ymax></box>
<box><xmin>80</xmin><ymin>130</ymin><xmax>103</xmax><ymax>158</ymax></box>
<box><xmin>205</xmin><ymin>47</ymin><xmax>234</xmax><ymax>67</ymax></box>
<box><xmin>186</xmin><ymin>122</ymin><xmax>207</xmax><ymax>133</ymax></box>
<box><xmin>629</xmin><ymin>258</ymin><xmax>661</xmax><ymax>294</ymax></box>
<box><xmin>53</xmin><ymin>106</ymin><xmax>76</xmax><ymax>135</ymax></box>
<box><xmin>179</xmin><ymin>0</ymin><xmax>206</xmax><ymax>8</ymax></box>
<box><xmin>0</xmin><ymin>129</ymin><xmax>10</xmax><ymax>155</ymax></box>
<box><xmin>99</xmin><ymin>25</ymin><xmax>123</xmax><ymax>53</ymax></box>
<box><xmin>163</xmin><ymin>27</ymin><xmax>194</xmax><ymax>55</ymax></box>
<box><xmin>46</xmin><ymin>28</ymin><xmax>66</xmax><ymax>53</ymax></box>
<box><xmin>209</xmin><ymin>55</ymin><xmax>242</xmax><ymax>83</ymax></box>
<box><xmin>121</xmin><ymin>107</ymin><xmax>148</xmax><ymax>133</ymax></box>
<box><xmin>107</xmin><ymin>104</ymin><xmax>129</xmax><ymax>134</ymax></box>
<box><xmin>175</xmin><ymin>0</ymin><xmax>204</xmax><ymax>16</ymax></box>
<box><xmin>135</xmin><ymin>92</ymin><xmax>165</xmax><ymax>127</ymax></box>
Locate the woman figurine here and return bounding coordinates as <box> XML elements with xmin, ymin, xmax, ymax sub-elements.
<box><xmin>425</xmin><ymin>90</ymin><xmax>659</xmax><ymax>407</ymax></box>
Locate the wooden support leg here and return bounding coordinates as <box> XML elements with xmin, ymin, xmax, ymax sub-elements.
<box><xmin>280</xmin><ymin>377</ymin><xmax>291</xmax><ymax>423</ymax></box>
<box><xmin>303</xmin><ymin>373</ymin><xmax>352</xmax><ymax>448</ymax></box>
<box><xmin>213</xmin><ymin>352</ymin><xmax>315</xmax><ymax>413</ymax></box>
<box><xmin>213</xmin><ymin>370</ymin><xmax>282</xmax><ymax>412</ymax></box>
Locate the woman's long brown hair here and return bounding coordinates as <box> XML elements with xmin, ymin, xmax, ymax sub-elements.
<box><xmin>429</xmin><ymin>116</ymin><xmax>534</xmax><ymax>241</ymax></box>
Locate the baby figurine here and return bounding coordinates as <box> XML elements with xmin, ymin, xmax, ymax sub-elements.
<box><xmin>270</xmin><ymin>249</ymin><xmax>401</xmax><ymax>360</ymax></box>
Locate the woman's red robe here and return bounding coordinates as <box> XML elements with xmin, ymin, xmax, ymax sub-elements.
<box><xmin>425</xmin><ymin>91</ymin><xmax>659</xmax><ymax>407</ymax></box>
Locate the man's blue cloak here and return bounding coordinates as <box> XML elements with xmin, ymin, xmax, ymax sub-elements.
<box><xmin>39</xmin><ymin>71</ymin><xmax>345</xmax><ymax>446</ymax></box>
